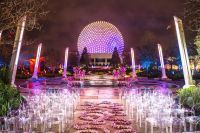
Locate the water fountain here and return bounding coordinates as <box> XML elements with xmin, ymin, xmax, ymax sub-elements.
<box><xmin>32</xmin><ymin>43</ymin><xmax>42</xmax><ymax>79</ymax></box>
<box><xmin>131</xmin><ymin>48</ymin><xmax>137</xmax><ymax>78</ymax></box>
<box><xmin>63</xmin><ymin>47</ymin><xmax>69</xmax><ymax>77</ymax></box>
<box><xmin>158</xmin><ymin>44</ymin><xmax>167</xmax><ymax>79</ymax></box>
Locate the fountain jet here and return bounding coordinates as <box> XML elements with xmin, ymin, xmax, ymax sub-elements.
<box><xmin>174</xmin><ymin>16</ymin><xmax>194</xmax><ymax>88</ymax></box>
<box><xmin>131</xmin><ymin>48</ymin><xmax>137</xmax><ymax>78</ymax></box>
<box><xmin>32</xmin><ymin>43</ymin><xmax>42</xmax><ymax>79</ymax></box>
<box><xmin>63</xmin><ymin>47</ymin><xmax>69</xmax><ymax>77</ymax></box>
<box><xmin>158</xmin><ymin>44</ymin><xmax>167</xmax><ymax>79</ymax></box>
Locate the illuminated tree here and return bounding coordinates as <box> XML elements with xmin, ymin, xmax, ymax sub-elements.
<box><xmin>0</xmin><ymin>0</ymin><xmax>48</xmax><ymax>84</ymax></box>
<box><xmin>192</xmin><ymin>31</ymin><xmax>200</xmax><ymax>72</ymax></box>
<box><xmin>184</xmin><ymin>0</ymin><xmax>200</xmax><ymax>73</ymax></box>
<box><xmin>194</xmin><ymin>32</ymin><xmax>200</xmax><ymax>55</ymax></box>
<box><xmin>80</xmin><ymin>47</ymin><xmax>90</xmax><ymax>66</ymax></box>
<box><xmin>111</xmin><ymin>47</ymin><xmax>121</xmax><ymax>67</ymax></box>
<box><xmin>184</xmin><ymin>0</ymin><xmax>200</xmax><ymax>32</ymax></box>
<box><xmin>0</xmin><ymin>0</ymin><xmax>48</xmax><ymax>31</ymax></box>
<box><xmin>137</xmin><ymin>44</ymin><xmax>158</xmax><ymax>68</ymax></box>
<box><xmin>167</xmin><ymin>57</ymin><xmax>176</xmax><ymax>71</ymax></box>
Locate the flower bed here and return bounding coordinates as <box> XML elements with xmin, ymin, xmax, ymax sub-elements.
<box><xmin>73</xmin><ymin>101</ymin><xmax>136</xmax><ymax>133</ymax></box>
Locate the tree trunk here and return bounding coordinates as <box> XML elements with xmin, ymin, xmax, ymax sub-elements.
<box><xmin>9</xmin><ymin>16</ymin><xmax>27</xmax><ymax>86</ymax></box>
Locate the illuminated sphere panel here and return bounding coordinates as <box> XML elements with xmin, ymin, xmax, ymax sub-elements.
<box><xmin>78</xmin><ymin>21</ymin><xmax>124</xmax><ymax>56</ymax></box>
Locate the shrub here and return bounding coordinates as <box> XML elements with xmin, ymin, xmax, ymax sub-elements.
<box><xmin>193</xmin><ymin>73</ymin><xmax>200</xmax><ymax>79</ymax></box>
<box><xmin>166</xmin><ymin>71</ymin><xmax>183</xmax><ymax>81</ymax></box>
<box><xmin>126</xmin><ymin>67</ymin><xmax>132</xmax><ymax>75</ymax></box>
<box><xmin>0</xmin><ymin>66</ymin><xmax>9</xmax><ymax>84</ymax></box>
<box><xmin>147</xmin><ymin>70</ymin><xmax>161</xmax><ymax>79</ymax></box>
<box><xmin>16</xmin><ymin>74</ymin><xmax>31</xmax><ymax>79</ymax></box>
<box><xmin>0</xmin><ymin>81</ymin><xmax>22</xmax><ymax>116</ymax></box>
<box><xmin>178</xmin><ymin>87</ymin><xmax>200</xmax><ymax>112</ymax></box>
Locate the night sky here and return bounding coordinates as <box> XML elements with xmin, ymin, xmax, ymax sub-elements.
<box><xmin>26</xmin><ymin>0</ymin><xmax>184</xmax><ymax>57</ymax></box>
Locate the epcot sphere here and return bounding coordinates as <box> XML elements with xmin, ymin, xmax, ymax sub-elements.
<box><xmin>77</xmin><ymin>21</ymin><xmax>124</xmax><ymax>56</ymax></box>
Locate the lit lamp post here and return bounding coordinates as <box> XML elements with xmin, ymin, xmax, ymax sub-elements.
<box><xmin>9</xmin><ymin>16</ymin><xmax>27</xmax><ymax>86</ymax></box>
<box><xmin>158</xmin><ymin>44</ymin><xmax>168</xmax><ymax>79</ymax></box>
<box><xmin>131</xmin><ymin>48</ymin><xmax>137</xmax><ymax>78</ymax></box>
<box><xmin>32</xmin><ymin>43</ymin><xmax>42</xmax><ymax>79</ymax></box>
<box><xmin>174</xmin><ymin>16</ymin><xmax>195</xmax><ymax>88</ymax></box>
<box><xmin>63</xmin><ymin>47</ymin><xmax>69</xmax><ymax>77</ymax></box>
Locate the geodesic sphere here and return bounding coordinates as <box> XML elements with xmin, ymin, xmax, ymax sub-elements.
<box><xmin>77</xmin><ymin>21</ymin><xmax>124</xmax><ymax>56</ymax></box>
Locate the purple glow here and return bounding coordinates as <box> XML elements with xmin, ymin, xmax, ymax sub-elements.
<box><xmin>77</xmin><ymin>21</ymin><xmax>124</xmax><ymax>56</ymax></box>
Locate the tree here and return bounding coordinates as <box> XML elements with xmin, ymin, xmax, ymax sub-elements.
<box><xmin>110</xmin><ymin>47</ymin><xmax>121</xmax><ymax>67</ymax></box>
<box><xmin>184</xmin><ymin>0</ymin><xmax>200</xmax><ymax>32</ymax></box>
<box><xmin>184</xmin><ymin>0</ymin><xmax>200</xmax><ymax>73</ymax></box>
<box><xmin>192</xmin><ymin>31</ymin><xmax>200</xmax><ymax>72</ymax></box>
<box><xmin>167</xmin><ymin>57</ymin><xmax>176</xmax><ymax>71</ymax></box>
<box><xmin>137</xmin><ymin>44</ymin><xmax>158</xmax><ymax>68</ymax></box>
<box><xmin>43</xmin><ymin>47</ymin><xmax>62</xmax><ymax>69</ymax></box>
<box><xmin>0</xmin><ymin>0</ymin><xmax>48</xmax><ymax>31</ymax></box>
<box><xmin>140</xmin><ymin>31</ymin><xmax>157</xmax><ymax>46</ymax></box>
<box><xmin>0</xmin><ymin>44</ymin><xmax>13</xmax><ymax>64</ymax></box>
<box><xmin>0</xmin><ymin>0</ymin><xmax>48</xmax><ymax>84</ymax></box>
<box><xmin>194</xmin><ymin>31</ymin><xmax>200</xmax><ymax>55</ymax></box>
<box><xmin>80</xmin><ymin>47</ymin><xmax>90</xmax><ymax>66</ymax></box>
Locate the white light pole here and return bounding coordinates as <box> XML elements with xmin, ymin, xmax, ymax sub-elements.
<box><xmin>63</xmin><ymin>47</ymin><xmax>69</xmax><ymax>77</ymax></box>
<box><xmin>131</xmin><ymin>48</ymin><xmax>137</xmax><ymax>78</ymax></box>
<box><xmin>32</xmin><ymin>43</ymin><xmax>42</xmax><ymax>79</ymax></box>
<box><xmin>158</xmin><ymin>44</ymin><xmax>167</xmax><ymax>79</ymax></box>
<box><xmin>0</xmin><ymin>30</ymin><xmax>2</xmax><ymax>43</ymax></box>
<box><xmin>174</xmin><ymin>16</ymin><xmax>194</xmax><ymax>88</ymax></box>
<box><xmin>9</xmin><ymin>16</ymin><xmax>27</xmax><ymax>86</ymax></box>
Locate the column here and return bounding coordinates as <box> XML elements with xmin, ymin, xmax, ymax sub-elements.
<box><xmin>0</xmin><ymin>30</ymin><xmax>2</xmax><ymax>43</ymax></box>
<box><xmin>158</xmin><ymin>44</ymin><xmax>168</xmax><ymax>79</ymax></box>
<box><xmin>63</xmin><ymin>47</ymin><xmax>69</xmax><ymax>77</ymax></box>
<box><xmin>32</xmin><ymin>43</ymin><xmax>42</xmax><ymax>79</ymax></box>
<box><xmin>9</xmin><ymin>16</ymin><xmax>27</xmax><ymax>86</ymax></box>
<box><xmin>174</xmin><ymin>16</ymin><xmax>194</xmax><ymax>88</ymax></box>
<box><xmin>131</xmin><ymin>48</ymin><xmax>137</xmax><ymax>78</ymax></box>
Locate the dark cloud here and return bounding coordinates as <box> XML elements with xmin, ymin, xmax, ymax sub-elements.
<box><xmin>26</xmin><ymin>0</ymin><xmax>184</xmax><ymax>56</ymax></box>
